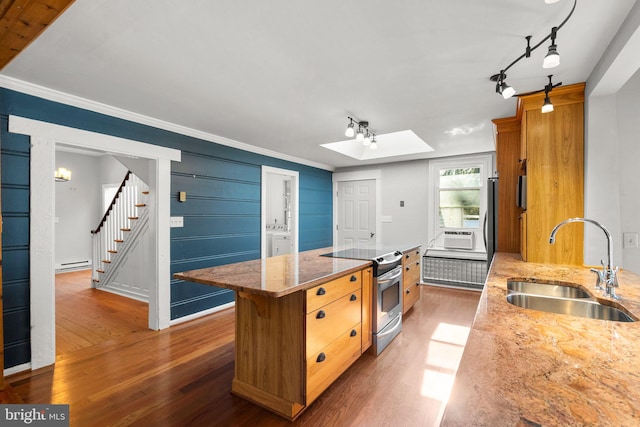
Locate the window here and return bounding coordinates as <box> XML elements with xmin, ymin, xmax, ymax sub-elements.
<box><xmin>438</xmin><ymin>167</ymin><xmax>481</xmax><ymax>229</ymax></box>
<box><xmin>428</xmin><ymin>154</ymin><xmax>493</xmax><ymax>251</ymax></box>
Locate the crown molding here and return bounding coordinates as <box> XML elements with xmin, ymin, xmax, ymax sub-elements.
<box><xmin>0</xmin><ymin>75</ymin><xmax>334</xmax><ymax>171</ymax></box>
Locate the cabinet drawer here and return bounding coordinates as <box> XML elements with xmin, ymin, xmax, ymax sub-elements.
<box><xmin>306</xmin><ymin>272</ymin><xmax>361</xmax><ymax>314</ymax></box>
<box><xmin>404</xmin><ymin>263</ymin><xmax>420</xmax><ymax>287</ymax></box>
<box><xmin>306</xmin><ymin>323</ymin><xmax>362</xmax><ymax>405</ymax></box>
<box><xmin>306</xmin><ymin>290</ymin><xmax>361</xmax><ymax>357</ymax></box>
<box><xmin>403</xmin><ymin>247</ymin><xmax>420</xmax><ymax>265</ymax></box>
<box><xmin>403</xmin><ymin>281</ymin><xmax>420</xmax><ymax>314</ymax></box>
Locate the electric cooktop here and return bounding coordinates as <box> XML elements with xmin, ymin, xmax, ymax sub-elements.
<box><xmin>321</xmin><ymin>247</ymin><xmax>401</xmax><ymax>261</ymax></box>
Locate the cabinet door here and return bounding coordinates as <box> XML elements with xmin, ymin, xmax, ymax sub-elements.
<box><xmin>520</xmin><ymin>212</ymin><xmax>527</xmax><ymax>262</ymax></box>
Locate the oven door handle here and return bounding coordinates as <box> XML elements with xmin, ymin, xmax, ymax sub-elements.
<box><xmin>376</xmin><ymin>315</ymin><xmax>402</xmax><ymax>338</ymax></box>
<box><xmin>377</xmin><ymin>267</ymin><xmax>402</xmax><ymax>284</ymax></box>
<box><xmin>377</xmin><ymin>254</ymin><xmax>403</xmax><ymax>267</ymax></box>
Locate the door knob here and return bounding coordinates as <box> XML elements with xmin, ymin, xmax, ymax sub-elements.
<box><xmin>370</xmin><ymin>232</ymin><xmax>375</xmax><ymax>238</ymax></box>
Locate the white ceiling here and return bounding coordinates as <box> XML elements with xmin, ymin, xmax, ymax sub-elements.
<box><xmin>1</xmin><ymin>0</ymin><xmax>636</xmax><ymax>170</ymax></box>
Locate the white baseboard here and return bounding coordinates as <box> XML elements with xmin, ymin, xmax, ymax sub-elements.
<box><xmin>4</xmin><ymin>362</ymin><xmax>32</xmax><ymax>378</ymax></box>
<box><xmin>169</xmin><ymin>301</ymin><xmax>235</xmax><ymax>326</ymax></box>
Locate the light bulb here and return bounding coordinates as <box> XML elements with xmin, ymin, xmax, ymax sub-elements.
<box><xmin>345</xmin><ymin>122</ymin><xmax>355</xmax><ymax>138</ymax></box>
<box><xmin>543</xmin><ymin>44</ymin><xmax>560</xmax><ymax>68</ymax></box>
<box><xmin>356</xmin><ymin>128</ymin><xmax>364</xmax><ymax>142</ymax></box>
<box><xmin>370</xmin><ymin>140</ymin><xmax>378</xmax><ymax>150</ymax></box>
<box><xmin>501</xmin><ymin>83</ymin><xmax>515</xmax><ymax>99</ymax></box>
<box><xmin>541</xmin><ymin>96</ymin><xmax>554</xmax><ymax>113</ymax></box>
<box><xmin>363</xmin><ymin>133</ymin><xmax>371</xmax><ymax>146</ymax></box>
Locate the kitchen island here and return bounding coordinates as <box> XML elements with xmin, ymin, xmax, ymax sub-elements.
<box><xmin>174</xmin><ymin>248</ymin><xmax>373</xmax><ymax>421</ymax></box>
<box><xmin>441</xmin><ymin>253</ymin><xmax>640</xmax><ymax>426</ymax></box>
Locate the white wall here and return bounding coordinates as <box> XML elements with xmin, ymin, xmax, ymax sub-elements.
<box><xmin>335</xmin><ymin>159</ymin><xmax>430</xmax><ymax>250</ymax></box>
<box><xmin>586</xmin><ymin>1</ymin><xmax>640</xmax><ymax>274</ymax></box>
<box><xmin>54</xmin><ymin>151</ymin><xmax>100</xmax><ymax>269</ymax></box>
<box><xmin>616</xmin><ymin>68</ymin><xmax>640</xmax><ymax>273</ymax></box>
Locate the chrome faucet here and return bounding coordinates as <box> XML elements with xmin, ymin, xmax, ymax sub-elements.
<box><xmin>549</xmin><ymin>217</ymin><xmax>619</xmax><ymax>299</ymax></box>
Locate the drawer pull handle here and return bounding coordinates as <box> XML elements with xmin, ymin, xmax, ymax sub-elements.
<box><xmin>416</xmin><ymin>261</ymin><xmax>419</xmax><ymax>266</ymax></box>
<box><xmin>317</xmin><ymin>353</ymin><xmax>326</xmax><ymax>363</ymax></box>
<box><xmin>316</xmin><ymin>310</ymin><xmax>326</xmax><ymax>319</ymax></box>
<box><xmin>350</xmin><ymin>294</ymin><xmax>357</xmax><ymax>301</ymax></box>
<box><xmin>350</xmin><ymin>329</ymin><xmax>357</xmax><ymax>337</ymax></box>
<box><xmin>350</xmin><ymin>275</ymin><xmax>357</xmax><ymax>282</ymax></box>
<box><xmin>316</xmin><ymin>287</ymin><xmax>326</xmax><ymax>296</ymax></box>
<box><xmin>406</xmin><ymin>266</ymin><xmax>410</xmax><ymax>271</ymax></box>
<box><xmin>405</xmin><ymin>254</ymin><xmax>409</xmax><ymax>259</ymax></box>
<box><xmin>406</xmin><ymin>289</ymin><xmax>411</xmax><ymax>294</ymax></box>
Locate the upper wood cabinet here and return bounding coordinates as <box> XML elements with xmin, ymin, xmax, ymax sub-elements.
<box><xmin>494</xmin><ymin>83</ymin><xmax>585</xmax><ymax>265</ymax></box>
<box><xmin>492</xmin><ymin>116</ymin><xmax>522</xmax><ymax>254</ymax></box>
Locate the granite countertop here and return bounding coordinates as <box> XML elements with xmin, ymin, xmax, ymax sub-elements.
<box><xmin>442</xmin><ymin>253</ymin><xmax>640</xmax><ymax>427</ymax></box>
<box><xmin>173</xmin><ymin>247</ymin><xmax>372</xmax><ymax>298</ymax></box>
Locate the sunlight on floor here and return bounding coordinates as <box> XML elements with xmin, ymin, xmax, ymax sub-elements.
<box><xmin>421</xmin><ymin>322</ymin><xmax>471</xmax><ymax>403</ymax></box>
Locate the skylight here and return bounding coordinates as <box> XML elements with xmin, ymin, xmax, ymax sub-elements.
<box><xmin>321</xmin><ymin>130</ymin><xmax>433</xmax><ymax>161</ymax></box>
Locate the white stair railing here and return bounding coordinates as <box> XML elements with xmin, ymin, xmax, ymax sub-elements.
<box><xmin>91</xmin><ymin>171</ymin><xmax>149</xmax><ymax>286</ymax></box>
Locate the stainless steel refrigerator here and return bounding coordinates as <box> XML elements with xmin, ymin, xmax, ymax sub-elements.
<box><xmin>484</xmin><ymin>177</ymin><xmax>498</xmax><ymax>266</ymax></box>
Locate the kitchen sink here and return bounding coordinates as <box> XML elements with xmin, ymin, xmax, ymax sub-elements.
<box><xmin>507</xmin><ymin>280</ymin><xmax>591</xmax><ymax>298</ymax></box>
<box><xmin>506</xmin><ymin>293</ymin><xmax>636</xmax><ymax>322</ymax></box>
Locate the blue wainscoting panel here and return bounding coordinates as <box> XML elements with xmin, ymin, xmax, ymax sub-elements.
<box><xmin>0</xmin><ymin>88</ymin><xmax>333</xmax><ymax>366</ymax></box>
<box><xmin>1</xmin><ymin>114</ymin><xmax>32</xmax><ymax>368</ymax></box>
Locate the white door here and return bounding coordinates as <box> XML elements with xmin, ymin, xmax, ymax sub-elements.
<box><xmin>337</xmin><ymin>180</ymin><xmax>376</xmax><ymax>249</ymax></box>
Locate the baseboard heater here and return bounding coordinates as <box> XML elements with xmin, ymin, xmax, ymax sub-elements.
<box><xmin>56</xmin><ymin>260</ymin><xmax>92</xmax><ymax>272</ymax></box>
<box><xmin>422</xmin><ymin>252</ymin><xmax>487</xmax><ymax>290</ymax></box>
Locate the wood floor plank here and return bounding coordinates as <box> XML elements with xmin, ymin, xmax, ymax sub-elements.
<box><xmin>8</xmin><ymin>271</ymin><xmax>480</xmax><ymax>426</ymax></box>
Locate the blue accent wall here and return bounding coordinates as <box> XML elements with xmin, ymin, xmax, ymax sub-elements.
<box><xmin>0</xmin><ymin>88</ymin><xmax>333</xmax><ymax>368</ymax></box>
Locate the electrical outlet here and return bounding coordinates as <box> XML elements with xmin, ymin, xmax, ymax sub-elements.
<box><xmin>623</xmin><ymin>232</ymin><xmax>638</xmax><ymax>248</ymax></box>
<box><xmin>170</xmin><ymin>216</ymin><xmax>184</xmax><ymax>228</ymax></box>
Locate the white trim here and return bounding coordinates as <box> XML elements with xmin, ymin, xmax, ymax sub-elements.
<box><xmin>0</xmin><ymin>75</ymin><xmax>333</xmax><ymax>171</ymax></box>
<box><xmin>332</xmin><ymin>169</ymin><xmax>382</xmax><ymax>246</ymax></box>
<box><xmin>169</xmin><ymin>301</ymin><xmax>236</xmax><ymax>326</ymax></box>
<box><xmin>261</xmin><ymin>166</ymin><xmax>300</xmax><ymax>258</ymax></box>
<box><xmin>9</xmin><ymin>115</ymin><xmax>180</xmax><ymax>368</ymax></box>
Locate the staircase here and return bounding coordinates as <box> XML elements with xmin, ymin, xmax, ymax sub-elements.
<box><xmin>91</xmin><ymin>171</ymin><xmax>150</xmax><ymax>298</ymax></box>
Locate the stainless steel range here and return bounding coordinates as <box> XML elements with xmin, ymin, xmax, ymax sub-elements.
<box><xmin>322</xmin><ymin>248</ymin><xmax>403</xmax><ymax>355</ymax></box>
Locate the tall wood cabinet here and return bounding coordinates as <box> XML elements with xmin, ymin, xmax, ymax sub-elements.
<box><xmin>493</xmin><ymin>83</ymin><xmax>585</xmax><ymax>265</ymax></box>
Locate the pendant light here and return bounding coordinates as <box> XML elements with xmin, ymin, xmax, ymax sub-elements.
<box><xmin>345</xmin><ymin>118</ymin><xmax>355</xmax><ymax>138</ymax></box>
<box><xmin>541</xmin><ymin>75</ymin><xmax>555</xmax><ymax>113</ymax></box>
<box><xmin>543</xmin><ymin>27</ymin><xmax>560</xmax><ymax>68</ymax></box>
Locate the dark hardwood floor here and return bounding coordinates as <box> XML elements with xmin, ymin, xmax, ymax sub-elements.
<box><xmin>7</xmin><ymin>271</ymin><xmax>480</xmax><ymax>426</ymax></box>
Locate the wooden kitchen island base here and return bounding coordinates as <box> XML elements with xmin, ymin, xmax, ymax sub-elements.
<box><xmin>174</xmin><ymin>248</ymin><xmax>373</xmax><ymax>420</ymax></box>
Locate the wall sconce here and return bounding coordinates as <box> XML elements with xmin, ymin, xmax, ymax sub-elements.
<box><xmin>345</xmin><ymin>116</ymin><xmax>377</xmax><ymax>149</ymax></box>
<box><xmin>54</xmin><ymin>167</ymin><xmax>72</xmax><ymax>182</ymax></box>
<box><xmin>490</xmin><ymin>0</ymin><xmax>576</xmax><ymax>112</ymax></box>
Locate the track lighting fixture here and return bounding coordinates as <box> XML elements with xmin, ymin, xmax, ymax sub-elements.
<box><xmin>345</xmin><ymin>118</ymin><xmax>355</xmax><ymax>138</ymax></box>
<box><xmin>543</xmin><ymin>27</ymin><xmax>560</xmax><ymax>68</ymax></box>
<box><xmin>344</xmin><ymin>116</ymin><xmax>377</xmax><ymax>149</ymax></box>
<box><xmin>541</xmin><ymin>75</ymin><xmax>556</xmax><ymax>113</ymax></box>
<box><xmin>490</xmin><ymin>0</ymin><xmax>576</xmax><ymax>109</ymax></box>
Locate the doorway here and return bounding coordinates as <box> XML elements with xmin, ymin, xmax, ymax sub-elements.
<box><xmin>333</xmin><ymin>170</ymin><xmax>381</xmax><ymax>249</ymax></box>
<box><xmin>9</xmin><ymin>115</ymin><xmax>180</xmax><ymax>369</ymax></box>
<box><xmin>336</xmin><ymin>180</ymin><xmax>377</xmax><ymax>248</ymax></box>
<box><xmin>261</xmin><ymin>166</ymin><xmax>299</xmax><ymax>258</ymax></box>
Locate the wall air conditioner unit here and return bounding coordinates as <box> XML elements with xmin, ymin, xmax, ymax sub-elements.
<box><xmin>443</xmin><ymin>231</ymin><xmax>475</xmax><ymax>250</ymax></box>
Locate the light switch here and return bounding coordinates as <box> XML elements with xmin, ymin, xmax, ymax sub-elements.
<box><xmin>170</xmin><ymin>216</ymin><xmax>184</xmax><ymax>228</ymax></box>
<box><xmin>179</xmin><ymin>191</ymin><xmax>187</xmax><ymax>202</ymax></box>
<box><xmin>623</xmin><ymin>232</ymin><xmax>638</xmax><ymax>248</ymax></box>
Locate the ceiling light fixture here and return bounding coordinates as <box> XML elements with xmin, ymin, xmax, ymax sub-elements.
<box><xmin>541</xmin><ymin>75</ymin><xmax>558</xmax><ymax>113</ymax></box>
<box><xmin>543</xmin><ymin>27</ymin><xmax>560</xmax><ymax>68</ymax></box>
<box><xmin>490</xmin><ymin>0</ymin><xmax>576</xmax><ymax>107</ymax></box>
<box><xmin>54</xmin><ymin>167</ymin><xmax>72</xmax><ymax>182</ymax></box>
<box><xmin>345</xmin><ymin>118</ymin><xmax>355</xmax><ymax>137</ymax></box>
<box><xmin>345</xmin><ymin>116</ymin><xmax>377</xmax><ymax>149</ymax></box>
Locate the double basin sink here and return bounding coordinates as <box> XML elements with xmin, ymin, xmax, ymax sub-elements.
<box><xmin>506</xmin><ymin>279</ymin><xmax>637</xmax><ymax>322</ymax></box>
